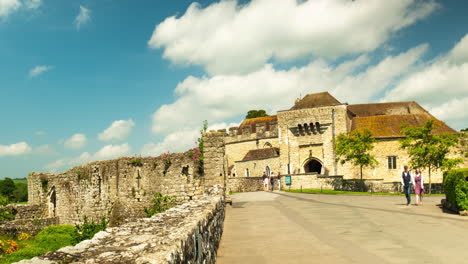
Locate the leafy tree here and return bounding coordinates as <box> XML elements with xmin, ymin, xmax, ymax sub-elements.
<box><xmin>461</xmin><ymin>128</ymin><xmax>468</xmax><ymax>132</ymax></box>
<box><xmin>245</xmin><ymin>110</ymin><xmax>268</xmax><ymax>119</ymax></box>
<box><xmin>400</xmin><ymin>119</ymin><xmax>462</xmax><ymax>194</ymax></box>
<box><xmin>335</xmin><ymin>129</ymin><xmax>378</xmax><ymax>185</ymax></box>
<box><xmin>13</xmin><ymin>182</ymin><xmax>28</xmax><ymax>203</ymax></box>
<box><xmin>0</xmin><ymin>178</ymin><xmax>16</xmax><ymax>199</ymax></box>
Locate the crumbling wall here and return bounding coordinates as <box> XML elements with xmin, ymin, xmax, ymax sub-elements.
<box><xmin>27</xmin><ymin>152</ymin><xmax>205</xmax><ymax>225</ymax></box>
<box><xmin>17</xmin><ymin>191</ymin><xmax>225</xmax><ymax>264</ymax></box>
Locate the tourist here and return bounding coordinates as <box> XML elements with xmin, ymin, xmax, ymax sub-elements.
<box><xmin>277</xmin><ymin>172</ymin><xmax>281</xmax><ymax>191</ymax></box>
<box><xmin>270</xmin><ymin>174</ymin><xmax>275</xmax><ymax>191</ymax></box>
<box><xmin>414</xmin><ymin>168</ymin><xmax>425</xmax><ymax>205</ymax></box>
<box><xmin>262</xmin><ymin>172</ymin><xmax>268</xmax><ymax>191</ymax></box>
<box><xmin>401</xmin><ymin>165</ymin><xmax>414</xmax><ymax>206</ymax></box>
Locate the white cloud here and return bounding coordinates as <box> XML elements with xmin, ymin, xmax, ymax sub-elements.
<box><xmin>151</xmin><ymin>45</ymin><xmax>426</xmax><ymax>134</ymax></box>
<box><xmin>0</xmin><ymin>142</ymin><xmax>32</xmax><ymax>156</ymax></box>
<box><xmin>34</xmin><ymin>144</ymin><xmax>58</xmax><ymax>156</ymax></box>
<box><xmin>0</xmin><ymin>0</ymin><xmax>21</xmax><ymax>18</ymax></box>
<box><xmin>29</xmin><ymin>65</ymin><xmax>52</xmax><ymax>77</ymax></box>
<box><xmin>98</xmin><ymin>120</ymin><xmax>135</xmax><ymax>141</ymax></box>
<box><xmin>75</xmin><ymin>5</ymin><xmax>90</xmax><ymax>30</ymax></box>
<box><xmin>382</xmin><ymin>34</ymin><xmax>468</xmax><ymax>130</ymax></box>
<box><xmin>24</xmin><ymin>0</ymin><xmax>42</xmax><ymax>9</ymax></box>
<box><xmin>141</xmin><ymin>130</ymin><xmax>199</xmax><ymax>157</ymax></box>
<box><xmin>149</xmin><ymin>0</ymin><xmax>438</xmax><ymax>75</ymax></box>
<box><xmin>45</xmin><ymin>143</ymin><xmax>131</xmax><ymax>172</ymax></box>
<box><xmin>64</xmin><ymin>133</ymin><xmax>87</xmax><ymax>149</ymax></box>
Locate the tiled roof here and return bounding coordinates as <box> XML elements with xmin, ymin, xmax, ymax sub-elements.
<box><xmin>348</xmin><ymin>101</ymin><xmax>429</xmax><ymax>117</ymax></box>
<box><xmin>290</xmin><ymin>92</ymin><xmax>341</xmax><ymax>110</ymax></box>
<box><xmin>238</xmin><ymin>115</ymin><xmax>277</xmax><ymax>135</ymax></box>
<box><xmin>241</xmin><ymin>148</ymin><xmax>280</xmax><ymax>161</ymax></box>
<box><xmin>351</xmin><ymin>114</ymin><xmax>457</xmax><ymax>138</ymax></box>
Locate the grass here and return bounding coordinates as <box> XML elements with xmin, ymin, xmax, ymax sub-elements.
<box><xmin>283</xmin><ymin>188</ymin><xmax>445</xmax><ymax>196</ymax></box>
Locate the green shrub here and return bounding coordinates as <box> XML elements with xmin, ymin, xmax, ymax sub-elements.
<box><xmin>443</xmin><ymin>168</ymin><xmax>468</xmax><ymax>211</ymax></box>
<box><xmin>34</xmin><ymin>225</ymin><xmax>78</xmax><ymax>251</ymax></box>
<box><xmin>0</xmin><ymin>195</ymin><xmax>15</xmax><ymax>221</ymax></box>
<box><xmin>40</xmin><ymin>178</ymin><xmax>48</xmax><ymax>193</ymax></box>
<box><xmin>0</xmin><ymin>245</ymin><xmax>48</xmax><ymax>264</ymax></box>
<box><xmin>129</xmin><ymin>158</ymin><xmax>143</xmax><ymax>167</ymax></box>
<box><xmin>144</xmin><ymin>193</ymin><xmax>176</xmax><ymax>217</ymax></box>
<box><xmin>74</xmin><ymin>216</ymin><xmax>107</xmax><ymax>242</ymax></box>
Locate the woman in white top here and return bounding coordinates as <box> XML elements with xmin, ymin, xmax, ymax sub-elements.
<box><xmin>414</xmin><ymin>168</ymin><xmax>424</xmax><ymax>205</ymax></box>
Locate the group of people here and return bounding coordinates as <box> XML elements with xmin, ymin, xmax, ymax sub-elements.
<box><xmin>262</xmin><ymin>172</ymin><xmax>281</xmax><ymax>191</ymax></box>
<box><xmin>401</xmin><ymin>165</ymin><xmax>425</xmax><ymax>206</ymax></box>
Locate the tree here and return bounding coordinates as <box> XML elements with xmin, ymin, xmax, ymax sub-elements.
<box><xmin>461</xmin><ymin>128</ymin><xmax>468</xmax><ymax>132</ymax></box>
<box><xmin>245</xmin><ymin>110</ymin><xmax>268</xmax><ymax>119</ymax></box>
<box><xmin>335</xmin><ymin>129</ymin><xmax>378</xmax><ymax>186</ymax></box>
<box><xmin>0</xmin><ymin>178</ymin><xmax>16</xmax><ymax>199</ymax></box>
<box><xmin>400</xmin><ymin>119</ymin><xmax>462</xmax><ymax>194</ymax></box>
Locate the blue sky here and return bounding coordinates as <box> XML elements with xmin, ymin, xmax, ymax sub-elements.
<box><xmin>1</xmin><ymin>0</ymin><xmax>467</xmax><ymax>179</ymax></box>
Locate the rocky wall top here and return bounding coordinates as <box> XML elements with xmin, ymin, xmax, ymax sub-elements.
<box><xmin>17</xmin><ymin>191</ymin><xmax>225</xmax><ymax>264</ymax></box>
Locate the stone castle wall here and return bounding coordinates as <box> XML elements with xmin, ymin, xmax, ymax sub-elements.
<box><xmin>17</xmin><ymin>191</ymin><xmax>225</xmax><ymax>264</ymax></box>
<box><xmin>27</xmin><ymin>152</ymin><xmax>206</xmax><ymax>225</ymax></box>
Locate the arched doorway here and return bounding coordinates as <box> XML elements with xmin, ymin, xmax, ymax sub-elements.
<box><xmin>48</xmin><ymin>186</ymin><xmax>56</xmax><ymax>217</ymax></box>
<box><xmin>304</xmin><ymin>158</ymin><xmax>323</xmax><ymax>174</ymax></box>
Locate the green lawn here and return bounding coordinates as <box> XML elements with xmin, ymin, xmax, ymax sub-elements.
<box><xmin>283</xmin><ymin>188</ymin><xmax>445</xmax><ymax>196</ymax></box>
<box><xmin>12</xmin><ymin>178</ymin><xmax>27</xmax><ymax>185</ymax></box>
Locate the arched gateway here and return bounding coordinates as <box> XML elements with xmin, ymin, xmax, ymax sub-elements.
<box><xmin>303</xmin><ymin>158</ymin><xmax>323</xmax><ymax>174</ymax></box>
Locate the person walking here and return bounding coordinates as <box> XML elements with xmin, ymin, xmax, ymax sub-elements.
<box><xmin>270</xmin><ymin>174</ymin><xmax>275</xmax><ymax>191</ymax></box>
<box><xmin>262</xmin><ymin>172</ymin><xmax>268</xmax><ymax>191</ymax></box>
<box><xmin>401</xmin><ymin>165</ymin><xmax>414</xmax><ymax>206</ymax></box>
<box><xmin>414</xmin><ymin>168</ymin><xmax>424</xmax><ymax>205</ymax></box>
<box><xmin>277</xmin><ymin>172</ymin><xmax>281</xmax><ymax>191</ymax></box>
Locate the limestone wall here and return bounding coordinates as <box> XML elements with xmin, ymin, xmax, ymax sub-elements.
<box><xmin>227</xmin><ymin>177</ymin><xmax>264</xmax><ymax>193</ymax></box>
<box><xmin>225</xmin><ymin>137</ymin><xmax>279</xmax><ymax>169</ymax></box>
<box><xmin>17</xmin><ymin>192</ymin><xmax>225</xmax><ymax>264</ymax></box>
<box><xmin>234</xmin><ymin>157</ymin><xmax>280</xmax><ymax>178</ymax></box>
<box><xmin>281</xmin><ymin>174</ymin><xmax>342</xmax><ymax>191</ymax></box>
<box><xmin>203</xmin><ymin>131</ymin><xmax>228</xmax><ymax>193</ymax></box>
<box><xmin>27</xmin><ymin>152</ymin><xmax>205</xmax><ymax>225</ymax></box>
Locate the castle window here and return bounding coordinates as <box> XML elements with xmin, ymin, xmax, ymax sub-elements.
<box><xmin>245</xmin><ymin>168</ymin><xmax>250</xmax><ymax>177</ymax></box>
<box><xmin>266</xmin><ymin>166</ymin><xmax>271</xmax><ymax>176</ymax></box>
<box><xmin>387</xmin><ymin>156</ymin><xmax>397</xmax><ymax>169</ymax></box>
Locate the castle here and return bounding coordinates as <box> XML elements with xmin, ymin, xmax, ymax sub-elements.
<box><xmin>222</xmin><ymin>92</ymin><xmax>463</xmax><ymax>187</ymax></box>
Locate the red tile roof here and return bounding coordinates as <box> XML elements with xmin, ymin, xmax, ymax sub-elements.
<box><xmin>241</xmin><ymin>148</ymin><xmax>280</xmax><ymax>161</ymax></box>
<box><xmin>290</xmin><ymin>92</ymin><xmax>341</xmax><ymax>110</ymax></box>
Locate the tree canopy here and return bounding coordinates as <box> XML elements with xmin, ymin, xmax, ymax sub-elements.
<box><xmin>245</xmin><ymin>110</ymin><xmax>268</xmax><ymax>119</ymax></box>
<box><xmin>400</xmin><ymin>119</ymin><xmax>462</xmax><ymax>193</ymax></box>
<box><xmin>335</xmin><ymin>129</ymin><xmax>378</xmax><ymax>181</ymax></box>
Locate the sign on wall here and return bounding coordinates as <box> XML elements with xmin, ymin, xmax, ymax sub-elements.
<box><xmin>285</xmin><ymin>175</ymin><xmax>291</xmax><ymax>185</ymax></box>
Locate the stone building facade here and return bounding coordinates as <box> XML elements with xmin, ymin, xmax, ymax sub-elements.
<box><xmin>221</xmin><ymin>92</ymin><xmax>466</xmax><ymax>191</ymax></box>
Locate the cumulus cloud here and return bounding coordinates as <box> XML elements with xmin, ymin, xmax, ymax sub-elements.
<box><xmin>151</xmin><ymin>45</ymin><xmax>427</xmax><ymax>134</ymax></box>
<box><xmin>45</xmin><ymin>143</ymin><xmax>131</xmax><ymax>172</ymax></box>
<box><xmin>0</xmin><ymin>142</ymin><xmax>32</xmax><ymax>156</ymax></box>
<box><xmin>34</xmin><ymin>144</ymin><xmax>57</xmax><ymax>156</ymax></box>
<box><xmin>24</xmin><ymin>0</ymin><xmax>42</xmax><ymax>9</ymax></box>
<box><xmin>149</xmin><ymin>0</ymin><xmax>438</xmax><ymax>74</ymax></box>
<box><xmin>0</xmin><ymin>0</ymin><xmax>21</xmax><ymax>18</ymax></box>
<box><xmin>29</xmin><ymin>65</ymin><xmax>52</xmax><ymax>77</ymax></box>
<box><xmin>64</xmin><ymin>133</ymin><xmax>87</xmax><ymax>149</ymax></box>
<box><xmin>75</xmin><ymin>5</ymin><xmax>90</xmax><ymax>30</ymax></box>
<box><xmin>141</xmin><ymin>130</ymin><xmax>199</xmax><ymax>156</ymax></box>
<box><xmin>382</xmin><ymin>34</ymin><xmax>468</xmax><ymax>130</ymax></box>
<box><xmin>98</xmin><ymin>120</ymin><xmax>135</xmax><ymax>141</ymax></box>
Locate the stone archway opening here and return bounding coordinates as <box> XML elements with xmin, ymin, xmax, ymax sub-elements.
<box><xmin>48</xmin><ymin>186</ymin><xmax>57</xmax><ymax>217</ymax></box>
<box><xmin>304</xmin><ymin>159</ymin><xmax>323</xmax><ymax>174</ymax></box>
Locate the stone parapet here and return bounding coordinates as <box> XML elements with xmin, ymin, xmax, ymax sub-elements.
<box><xmin>17</xmin><ymin>193</ymin><xmax>225</xmax><ymax>264</ymax></box>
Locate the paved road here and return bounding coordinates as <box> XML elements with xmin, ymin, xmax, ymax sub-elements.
<box><xmin>216</xmin><ymin>191</ymin><xmax>468</xmax><ymax>264</ymax></box>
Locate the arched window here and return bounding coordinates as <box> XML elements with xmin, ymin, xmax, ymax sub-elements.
<box><xmin>245</xmin><ymin>168</ymin><xmax>250</xmax><ymax>177</ymax></box>
<box><xmin>266</xmin><ymin>166</ymin><xmax>271</xmax><ymax>176</ymax></box>
<box><xmin>304</xmin><ymin>158</ymin><xmax>323</xmax><ymax>174</ymax></box>
<box><xmin>264</xmin><ymin>142</ymin><xmax>273</xmax><ymax>148</ymax></box>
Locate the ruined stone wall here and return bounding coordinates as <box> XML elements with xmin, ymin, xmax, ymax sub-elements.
<box><xmin>203</xmin><ymin>131</ymin><xmax>227</xmax><ymax>193</ymax></box>
<box><xmin>27</xmin><ymin>152</ymin><xmax>205</xmax><ymax>225</ymax></box>
<box><xmin>17</xmin><ymin>192</ymin><xmax>225</xmax><ymax>264</ymax></box>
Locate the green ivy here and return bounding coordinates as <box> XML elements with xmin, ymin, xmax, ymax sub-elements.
<box><xmin>144</xmin><ymin>193</ymin><xmax>176</xmax><ymax>217</ymax></box>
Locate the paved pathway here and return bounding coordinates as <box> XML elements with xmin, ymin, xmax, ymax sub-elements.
<box><xmin>216</xmin><ymin>191</ymin><xmax>468</xmax><ymax>264</ymax></box>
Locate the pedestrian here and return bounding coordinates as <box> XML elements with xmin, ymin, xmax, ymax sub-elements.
<box><xmin>270</xmin><ymin>174</ymin><xmax>275</xmax><ymax>191</ymax></box>
<box><xmin>277</xmin><ymin>172</ymin><xmax>281</xmax><ymax>191</ymax></box>
<box><xmin>262</xmin><ymin>172</ymin><xmax>268</xmax><ymax>191</ymax></box>
<box><xmin>401</xmin><ymin>165</ymin><xmax>414</xmax><ymax>206</ymax></box>
<box><xmin>414</xmin><ymin>168</ymin><xmax>424</xmax><ymax>206</ymax></box>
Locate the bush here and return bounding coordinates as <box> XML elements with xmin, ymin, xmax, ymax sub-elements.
<box><xmin>0</xmin><ymin>195</ymin><xmax>15</xmax><ymax>221</ymax></box>
<box><xmin>129</xmin><ymin>158</ymin><xmax>143</xmax><ymax>167</ymax></box>
<box><xmin>34</xmin><ymin>225</ymin><xmax>78</xmax><ymax>251</ymax></box>
<box><xmin>443</xmin><ymin>169</ymin><xmax>468</xmax><ymax>211</ymax></box>
<box><xmin>144</xmin><ymin>193</ymin><xmax>176</xmax><ymax>217</ymax></box>
<box><xmin>74</xmin><ymin>216</ymin><xmax>107</xmax><ymax>242</ymax></box>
